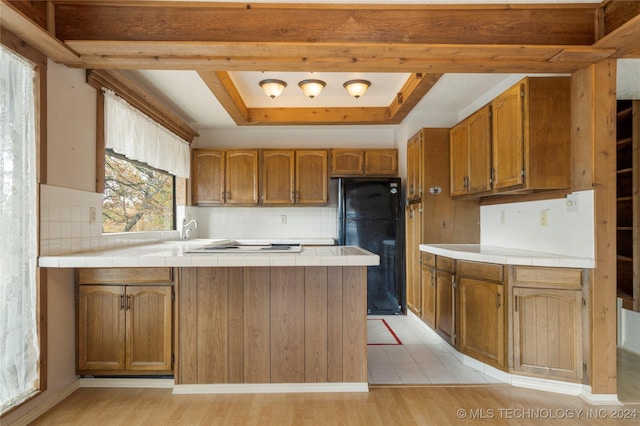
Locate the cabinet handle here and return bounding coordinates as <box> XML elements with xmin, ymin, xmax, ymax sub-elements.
<box><xmin>431</xmin><ymin>275</ymin><xmax>435</xmax><ymax>287</ymax></box>
<box><xmin>120</xmin><ymin>294</ymin><xmax>124</xmax><ymax>310</ymax></box>
<box><xmin>514</xmin><ymin>295</ymin><xmax>518</xmax><ymax>312</ymax></box>
<box><xmin>227</xmin><ymin>191</ymin><xmax>231</xmax><ymax>200</ymax></box>
<box><xmin>496</xmin><ymin>293</ymin><xmax>501</xmax><ymax>308</ymax></box>
<box><xmin>126</xmin><ymin>295</ymin><xmax>130</xmax><ymax>310</ymax></box>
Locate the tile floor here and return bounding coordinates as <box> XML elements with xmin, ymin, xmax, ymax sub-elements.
<box><xmin>367</xmin><ymin>314</ymin><xmax>506</xmax><ymax>385</ymax></box>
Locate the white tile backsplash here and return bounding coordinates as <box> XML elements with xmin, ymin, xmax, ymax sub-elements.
<box><xmin>188</xmin><ymin>206</ymin><xmax>338</xmax><ymax>240</ymax></box>
<box><xmin>40</xmin><ymin>184</ymin><xmax>178</xmax><ymax>255</ymax></box>
<box><xmin>480</xmin><ymin>190</ymin><xmax>594</xmax><ymax>259</ymax></box>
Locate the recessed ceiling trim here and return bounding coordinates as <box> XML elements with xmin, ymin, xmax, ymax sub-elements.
<box><xmin>198</xmin><ymin>71</ymin><xmax>441</xmax><ymax>125</ymax></box>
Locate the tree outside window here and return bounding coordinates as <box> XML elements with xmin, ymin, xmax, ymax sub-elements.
<box><xmin>103</xmin><ymin>149</ymin><xmax>174</xmax><ymax>232</ymax></box>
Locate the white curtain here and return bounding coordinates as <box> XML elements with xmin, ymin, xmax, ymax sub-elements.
<box><xmin>103</xmin><ymin>89</ymin><xmax>190</xmax><ymax>178</ymax></box>
<box><xmin>0</xmin><ymin>47</ymin><xmax>39</xmax><ymax>413</ymax></box>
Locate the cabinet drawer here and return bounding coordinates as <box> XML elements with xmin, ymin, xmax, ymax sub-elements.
<box><xmin>78</xmin><ymin>268</ymin><xmax>173</xmax><ymax>284</ymax></box>
<box><xmin>436</xmin><ymin>256</ymin><xmax>454</xmax><ymax>272</ymax></box>
<box><xmin>458</xmin><ymin>261</ymin><xmax>504</xmax><ymax>284</ymax></box>
<box><xmin>421</xmin><ymin>252</ymin><xmax>435</xmax><ymax>267</ymax></box>
<box><xmin>512</xmin><ymin>266</ymin><xmax>582</xmax><ymax>290</ymax></box>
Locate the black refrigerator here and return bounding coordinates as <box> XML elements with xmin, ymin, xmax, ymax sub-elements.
<box><xmin>337</xmin><ymin>177</ymin><xmax>404</xmax><ymax>315</ymax></box>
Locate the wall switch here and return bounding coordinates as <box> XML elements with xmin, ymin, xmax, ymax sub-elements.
<box><xmin>540</xmin><ymin>210</ymin><xmax>548</xmax><ymax>226</ymax></box>
<box><xmin>89</xmin><ymin>207</ymin><xmax>97</xmax><ymax>223</ymax></box>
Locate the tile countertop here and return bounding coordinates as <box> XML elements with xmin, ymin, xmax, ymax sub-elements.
<box><xmin>39</xmin><ymin>239</ymin><xmax>379</xmax><ymax>268</ymax></box>
<box><xmin>420</xmin><ymin>244</ymin><xmax>594</xmax><ymax>269</ymax></box>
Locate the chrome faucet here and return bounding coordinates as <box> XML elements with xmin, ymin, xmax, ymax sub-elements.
<box><xmin>181</xmin><ymin>218</ymin><xmax>198</xmax><ymax>240</ymax></box>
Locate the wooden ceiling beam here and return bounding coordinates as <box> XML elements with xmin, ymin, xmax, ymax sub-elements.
<box><xmin>0</xmin><ymin>0</ymin><xmax>81</xmax><ymax>65</ymax></box>
<box><xmin>388</xmin><ymin>73</ymin><xmax>442</xmax><ymax>123</ymax></box>
<box><xmin>595</xmin><ymin>12</ymin><xmax>640</xmax><ymax>58</ymax></box>
<box><xmin>53</xmin><ymin>2</ymin><xmax>597</xmax><ymax>47</ymax></box>
<box><xmin>198</xmin><ymin>70</ymin><xmax>249</xmax><ymax>124</ymax></box>
<box><xmin>246</xmin><ymin>106</ymin><xmax>390</xmax><ymax>126</ymax></box>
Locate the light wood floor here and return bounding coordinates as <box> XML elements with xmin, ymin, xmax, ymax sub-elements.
<box><xmin>31</xmin><ymin>385</ymin><xmax>635</xmax><ymax>425</ymax></box>
<box><xmin>618</xmin><ymin>348</ymin><xmax>640</xmax><ymax>404</ymax></box>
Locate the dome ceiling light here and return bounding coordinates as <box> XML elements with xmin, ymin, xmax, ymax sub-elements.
<box><xmin>343</xmin><ymin>79</ymin><xmax>371</xmax><ymax>99</ymax></box>
<box><xmin>259</xmin><ymin>79</ymin><xmax>287</xmax><ymax>98</ymax></box>
<box><xmin>298</xmin><ymin>79</ymin><xmax>326</xmax><ymax>99</ymax></box>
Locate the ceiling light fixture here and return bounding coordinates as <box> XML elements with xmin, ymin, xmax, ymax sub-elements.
<box><xmin>298</xmin><ymin>79</ymin><xmax>326</xmax><ymax>99</ymax></box>
<box><xmin>259</xmin><ymin>79</ymin><xmax>287</xmax><ymax>98</ymax></box>
<box><xmin>343</xmin><ymin>79</ymin><xmax>371</xmax><ymax>99</ymax></box>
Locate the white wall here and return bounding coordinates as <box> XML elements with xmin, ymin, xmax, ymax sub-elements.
<box><xmin>46</xmin><ymin>63</ymin><xmax>97</xmax><ymax>191</ymax></box>
<box><xmin>618</xmin><ymin>299</ymin><xmax>640</xmax><ymax>356</ymax></box>
<box><xmin>480</xmin><ymin>190</ymin><xmax>594</xmax><ymax>258</ymax></box>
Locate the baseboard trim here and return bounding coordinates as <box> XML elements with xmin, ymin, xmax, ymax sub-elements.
<box><xmin>579</xmin><ymin>385</ymin><xmax>622</xmax><ymax>406</ymax></box>
<box><xmin>78</xmin><ymin>377</ymin><xmax>174</xmax><ymax>389</ymax></box>
<box><xmin>172</xmin><ymin>382</ymin><xmax>369</xmax><ymax>394</ymax></box>
<box><xmin>11</xmin><ymin>380</ymin><xmax>81</xmax><ymax>426</ymax></box>
<box><xmin>510</xmin><ymin>374</ymin><xmax>583</xmax><ymax>396</ymax></box>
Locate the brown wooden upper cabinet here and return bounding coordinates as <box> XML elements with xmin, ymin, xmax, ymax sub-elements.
<box><xmin>450</xmin><ymin>105</ymin><xmax>492</xmax><ymax>197</ymax></box>
<box><xmin>262</xmin><ymin>149</ymin><xmax>328</xmax><ymax>205</ymax></box>
<box><xmin>450</xmin><ymin>77</ymin><xmax>570</xmax><ymax>198</ymax></box>
<box><xmin>330</xmin><ymin>148</ymin><xmax>398</xmax><ymax>177</ymax></box>
<box><xmin>192</xmin><ymin>149</ymin><xmax>259</xmax><ymax>205</ymax></box>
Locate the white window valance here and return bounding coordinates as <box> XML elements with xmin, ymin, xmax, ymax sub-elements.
<box><xmin>103</xmin><ymin>89</ymin><xmax>190</xmax><ymax>178</ymax></box>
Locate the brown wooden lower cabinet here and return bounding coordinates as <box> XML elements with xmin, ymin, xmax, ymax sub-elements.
<box><xmin>511</xmin><ymin>266</ymin><xmax>584</xmax><ymax>382</ymax></box>
<box><xmin>76</xmin><ymin>268</ymin><xmax>174</xmax><ymax>376</ymax></box>
<box><xmin>420</xmin><ymin>252</ymin><xmax>436</xmax><ymax>328</ymax></box>
<box><xmin>176</xmin><ymin>266</ymin><xmax>367</xmax><ymax>385</ymax></box>
<box><xmin>458</xmin><ymin>278</ymin><xmax>505</xmax><ymax>369</ymax></box>
<box><xmin>77</xmin><ymin>284</ymin><xmax>173</xmax><ymax>375</ymax></box>
<box><xmin>435</xmin><ymin>257</ymin><xmax>455</xmax><ymax>346</ymax></box>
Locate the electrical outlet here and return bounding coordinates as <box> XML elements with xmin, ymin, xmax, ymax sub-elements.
<box><xmin>281</xmin><ymin>214</ymin><xmax>287</xmax><ymax>224</ymax></box>
<box><xmin>89</xmin><ymin>207</ymin><xmax>97</xmax><ymax>224</ymax></box>
<box><xmin>540</xmin><ymin>210</ymin><xmax>548</xmax><ymax>226</ymax></box>
<box><xmin>500</xmin><ymin>210</ymin><xmax>506</xmax><ymax>225</ymax></box>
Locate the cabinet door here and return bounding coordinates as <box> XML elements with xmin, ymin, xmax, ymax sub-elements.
<box><xmin>263</xmin><ymin>150</ymin><xmax>294</xmax><ymax>204</ymax></box>
<box><xmin>331</xmin><ymin>149</ymin><xmax>364</xmax><ymax>176</ymax></box>
<box><xmin>449</xmin><ymin>122</ymin><xmax>468</xmax><ymax>197</ymax></box>
<box><xmin>466</xmin><ymin>105</ymin><xmax>492</xmax><ymax>194</ymax></box>
<box><xmin>405</xmin><ymin>204</ymin><xmax>422</xmax><ymax>316</ymax></box>
<box><xmin>512</xmin><ymin>287</ymin><xmax>583</xmax><ymax>380</ymax></box>
<box><xmin>192</xmin><ymin>150</ymin><xmax>225</xmax><ymax>205</ymax></box>
<box><xmin>365</xmin><ymin>149</ymin><xmax>397</xmax><ymax>176</ymax></box>
<box><xmin>296</xmin><ymin>150</ymin><xmax>328</xmax><ymax>204</ymax></box>
<box><xmin>226</xmin><ymin>150</ymin><xmax>259</xmax><ymax>204</ymax></box>
<box><xmin>492</xmin><ymin>83</ymin><xmax>524</xmax><ymax>190</ymax></box>
<box><xmin>78</xmin><ymin>285</ymin><xmax>126</xmax><ymax>371</ymax></box>
<box><xmin>125</xmin><ymin>286</ymin><xmax>173</xmax><ymax>371</ymax></box>
<box><xmin>421</xmin><ymin>260</ymin><xmax>436</xmax><ymax>328</ymax></box>
<box><xmin>435</xmin><ymin>269</ymin><xmax>455</xmax><ymax>345</ymax></box>
<box><xmin>407</xmin><ymin>136</ymin><xmax>422</xmax><ymax>200</ymax></box>
<box><xmin>459</xmin><ymin>278</ymin><xmax>504</xmax><ymax>368</ymax></box>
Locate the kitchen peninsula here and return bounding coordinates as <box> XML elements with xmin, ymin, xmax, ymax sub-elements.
<box><xmin>39</xmin><ymin>241</ymin><xmax>379</xmax><ymax>393</ymax></box>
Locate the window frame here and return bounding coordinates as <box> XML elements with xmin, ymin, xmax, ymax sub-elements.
<box><xmin>0</xmin><ymin>30</ymin><xmax>48</xmax><ymax>417</ymax></box>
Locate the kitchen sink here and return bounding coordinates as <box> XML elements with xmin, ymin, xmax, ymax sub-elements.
<box><xmin>185</xmin><ymin>240</ymin><xmax>302</xmax><ymax>253</ymax></box>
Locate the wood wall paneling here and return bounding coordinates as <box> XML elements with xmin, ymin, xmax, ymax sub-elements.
<box><xmin>327</xmin><ymin>267</ymin><xmax>344</xmax><ymax>382</ymax></box>
<box><xmin>304</xmin><ymin>267</ymin><xmax>329</xmax><ymax>383</ymax></box>
<box><xmin>342</xmin><ymin>267</ymin><xmax>367</xmax><ymax>383</ymax></box>
<box><xmin>270</xmin><ymin>267</ymin><xmax>305</xmax><ymax>383</ymax></box>
<box><xmin>243</xmin><ymin>267</ymin><xmax>271</xmax><ymax>383</ymax></box>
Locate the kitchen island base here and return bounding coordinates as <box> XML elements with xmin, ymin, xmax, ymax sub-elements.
<box><xmin>176</xmin><ymin>266</ymin><xmax>368</xmax><ymax>389</ymax></box>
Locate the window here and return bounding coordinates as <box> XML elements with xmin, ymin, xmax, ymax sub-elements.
<box><xmin>100</xmin><ymin>89</ymin><xmax>189</xmax><ymax>233</ymax></box>
<box><xmin>103</xmin><ymin>149</ymin><xmax>175</xmax><ymax>232</ymax></box>
<box><xmin>0</xmin><ymin>46</ymin><xmax>39</xmax><ymax>414</ymax></box>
